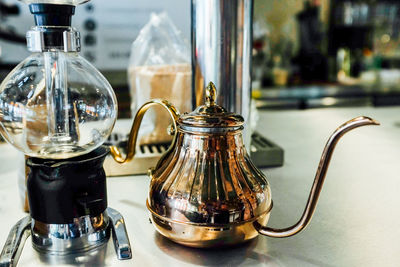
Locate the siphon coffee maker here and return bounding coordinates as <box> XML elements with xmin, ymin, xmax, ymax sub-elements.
<box><xmin>0</xmin><ymin>0</ymin><xmax>132</xmax><ymax>266</ymax></box>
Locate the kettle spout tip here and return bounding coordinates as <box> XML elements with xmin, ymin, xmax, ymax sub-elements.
<box><xmin>370</xmin><ymin>118</ymin><xmax>380</xmax><ymax>126</ymax></box>
<box><xmin>350</xmin><ymin>116</ymin><xmax>380</xmax><ymax>127</ymax></box>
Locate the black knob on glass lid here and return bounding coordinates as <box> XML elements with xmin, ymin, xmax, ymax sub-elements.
<box><xmin>29</xmin><ymin>3</ymin><xmax>75</xmax><ymax>26</ymax></box>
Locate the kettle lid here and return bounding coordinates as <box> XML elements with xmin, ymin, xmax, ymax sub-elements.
<box><xmin>178</xmin><ymin>82</ymin><xmax>244</xmax><ymax>129</ymax></box>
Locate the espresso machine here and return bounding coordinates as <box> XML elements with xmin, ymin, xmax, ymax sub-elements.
<box><xmin>0</xmin><ymin>0</ymin><xmax>132</xmax><ymax>266</ymax></box>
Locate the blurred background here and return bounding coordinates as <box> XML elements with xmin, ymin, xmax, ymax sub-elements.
<box><xmin>252</xmin><ymin>0</ymin><xmax>400</xmax><ymax>110</ymax></box>
<box><xmin>0</xmin><ymin>0</ymin><xmax>399</xmax><ymax>117</ymax></box>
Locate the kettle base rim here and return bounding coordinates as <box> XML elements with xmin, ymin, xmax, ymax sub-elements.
<box><xmin>147</xmin><ymin>200</ymin><xmax>271</xmax><ymax>248</ymax></box>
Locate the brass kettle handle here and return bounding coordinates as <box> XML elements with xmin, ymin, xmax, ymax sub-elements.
<box><xmin>110</xmin><ymin>99</ymin><xmax>180</xmax><ymax>164</ymax></box>
<box><xmin>254</xmin><ymin>116</ymin><xmax>380</xmax><ymax>238</ymax></box>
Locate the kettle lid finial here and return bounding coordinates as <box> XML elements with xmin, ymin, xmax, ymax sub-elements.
<box><xmin>178</xmin><ymin>81</ymin><xmax>244</xmax><ymax>129</ymax></box>
<box><xmin>205</xmin><ymin>82</ymin><xmax>217</xmax><ymax>107</ymax></box>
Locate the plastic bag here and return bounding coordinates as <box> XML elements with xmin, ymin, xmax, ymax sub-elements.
<box><xmin>128</xmin><ymin>12</ymin><xmax>191</xmax><ymax>145</ymax></box>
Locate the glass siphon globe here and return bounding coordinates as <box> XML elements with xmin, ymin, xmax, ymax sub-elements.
<box><xmin>0</xmin><ymin>51</ymin><xmax>117</xmax><ymax>159</ymax></box>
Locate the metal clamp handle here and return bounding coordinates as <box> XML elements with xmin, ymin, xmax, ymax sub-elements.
<box><xmin>0</xmin><ymin>216</ymin><xmax>31</xmax><ymax>267</ymax></box>
<box><xmin>107</xmin><ymin>208</ymin><xmax>132</xmax><ymax>260</ymax></box>
<box><xmin>110</xmin><ymin>99</ymin><xmax>180</xmax><ymax>164</ymax></box>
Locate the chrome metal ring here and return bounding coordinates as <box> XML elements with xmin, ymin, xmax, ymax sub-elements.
<box><xmin>31</xmin><ymin>212</ymin><xmax>109</xmax><ymax>254</ymax></box>
<box><xmin>26</xmin><ymin>27</ymin><xmax>81</xmax><ymax>52</ymax></box>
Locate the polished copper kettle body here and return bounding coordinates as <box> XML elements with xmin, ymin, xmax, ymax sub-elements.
<box><xmin>111</xmin><ymin>82</ymin><xmax>379</xmax><ymax>248</ymax></box>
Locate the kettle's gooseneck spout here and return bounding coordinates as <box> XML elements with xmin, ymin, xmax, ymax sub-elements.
<box><xmin>254</xmin><ymin>116</ymin><xmax>380</xmax><ymax>238</ymax></box>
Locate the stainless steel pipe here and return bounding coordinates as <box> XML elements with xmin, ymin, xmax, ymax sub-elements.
<box><xmin>191</xmin><ymin>0</ymin><xmax>253</xmax><ymax>147</ymax></box>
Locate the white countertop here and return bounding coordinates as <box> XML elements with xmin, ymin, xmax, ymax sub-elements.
<box><xmin>0</xmin><ymin>106</ymin><xmax>399</xmax><ymax>266</ymax></box>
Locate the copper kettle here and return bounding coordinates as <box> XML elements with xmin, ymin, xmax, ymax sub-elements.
<box><xmin>111</xmin><ymin>82</ymin><xmax>379</xmax><ymax>248</ymax></box>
